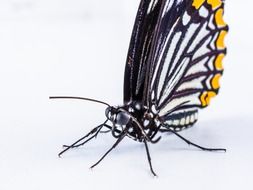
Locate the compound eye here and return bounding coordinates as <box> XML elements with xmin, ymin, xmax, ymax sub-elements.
<box><xmin>116</xmin><ymin>111</ymin><xmax>130</xmax><ymax>125</ymax></box>
<box><xmin>105</xmin><ymin>107</ymin><xmax>111</xmax><ymax>119</ymax></box>
<box><xmin>105</xmin><ymin>107</ymin><xmax>116</xmax><ymax>121</ymax></box>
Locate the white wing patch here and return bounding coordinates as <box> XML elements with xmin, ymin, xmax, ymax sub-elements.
<box><xmin>159</xmin><ymin>92</ymin><xmax>201</xmax><ymax>116</ymax></box>
<box><xmin>156</xmin><ymin>31</ymin><xmax>182</xmax><ymax>98</ymax></box>
<box><xmin>177</xmin><ymin>76</ymin><xmax>206</xmax><ymax>92</ymax></box>
<box><xmin>159</xmin><ymin>58</ymin><xmax>190</xmax><ymax>104</ymax></box>
<box><xmin>185</xmin><ymin>57</ymin><xmax>209</xmax><ymax>76</ymax></box>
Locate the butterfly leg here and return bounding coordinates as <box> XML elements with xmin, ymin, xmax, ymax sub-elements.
<box><xmin>103</xmin><ymin>123</ymin><xmax>124</xmax><ymax>137</ymax></box>
<box><xmin>160</xmin><ymin>128</ymin><xmax>226</xmax><ymax>152</ymax></box>
<box><xmin>99</xmin><ymin>129</ymin><xmax>111</xmax><ymax>133</ymax></box>
<box><xmin>58</xmin><ymin>120</ymin><xmax>108</xmax><ymax>157</ymax></box>
<box><xmin>90</xmin><ymin>132</ymin><xmax>127</xmax><ymax>169</ymax></box>
<box><xmin>62</xmin><ymin>125</ymin><xmax>103</xmax><ymax>148</ymax></box>
<box><xmin>144</xmin><ymin>139</ymin><xmax>157</xmax><ymax>177</ymax></box>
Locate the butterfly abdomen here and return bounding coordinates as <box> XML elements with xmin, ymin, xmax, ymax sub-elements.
<box><xmin>161</xmin><ymin>110</ymin><xmax>198</xmax><ymax>131</ymax></box>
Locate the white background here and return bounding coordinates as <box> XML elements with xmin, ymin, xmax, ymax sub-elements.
<box><xmin>0</xmin><ymin>0</ymin><xmax>252</xmax><ymax>189</ymax></box>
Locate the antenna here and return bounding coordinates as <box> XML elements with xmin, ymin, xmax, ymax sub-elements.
<box><xmin>49</xmin><ymin>96</ymin><xmax>110</xmax><ymax>107</ymax></box>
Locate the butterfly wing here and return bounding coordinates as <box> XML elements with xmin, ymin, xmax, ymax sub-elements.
<box><xmin>147</xmin><ymin>0</ymin><xmax>228</xmax><ymax>127</ymax></box>
<box><xmin>124</xmin><ymin>0</ymin><xmax>228</xmax><ymax>129</ymax></box>
<box><xmin>149</xmin><ymin>0</ymin><xmax>228</xmax><ymax>128</ymax></box>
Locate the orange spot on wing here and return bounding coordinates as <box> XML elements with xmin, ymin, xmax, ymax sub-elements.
<box><xmin>215</xmin><ymin>54</ymin><xmax>225</xmax><ymax>70</ymax></box>
<box><xmin>215</xmin><ymin>8</ymin><xmax>227</xmax><ymax>27</ymax></box>
<box><xmin>216</xmin><ymin>30</ymin><xmax>227</xmax><ymax>49</ymax></box>
<box><xmin>206</xmin><ymin>91</ymin><xmax>217</xmax><ymax>105</ymax></box>
<box><xmin>200</xmin><ymin>91</ymin><xmax>217</xmax><ymax>107</ymax></box>
<box><xmin>200</xmin><ymin>92</ymin><xmax>208</xmax><ymax>107</ymax></box>
<box><xmin>211</xmin><ymin>74</ymin><xmax>222</xmax><ymax>89</ymax></box>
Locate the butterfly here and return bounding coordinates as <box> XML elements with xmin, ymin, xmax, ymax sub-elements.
<box><xmin>50</xmin><ymin>0</ymin><xmax>228</xmax><ymax>176</ymax></box>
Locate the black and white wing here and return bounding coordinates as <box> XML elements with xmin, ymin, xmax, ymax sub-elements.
<box><xmin>124</xmin><ymin>0</ymin><xmax>228</xmax><ymax>130</ymax></box>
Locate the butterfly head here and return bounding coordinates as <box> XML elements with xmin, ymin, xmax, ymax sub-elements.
<box><xmin>105</xmin><ymin>106</ymin><xmax>131</xmax><ymax>126</ymax></box>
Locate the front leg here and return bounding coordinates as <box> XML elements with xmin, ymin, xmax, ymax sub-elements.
<box><xmin>58</xmin><ymin>120</ymin><xmax>108</xmax><ymax>157</ymax></box>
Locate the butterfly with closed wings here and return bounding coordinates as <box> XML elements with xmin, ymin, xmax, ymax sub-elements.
<box><xmin>50</xmin><ymin>0</ymin><xmax>228</xmax><ymax>176</ymax></box>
